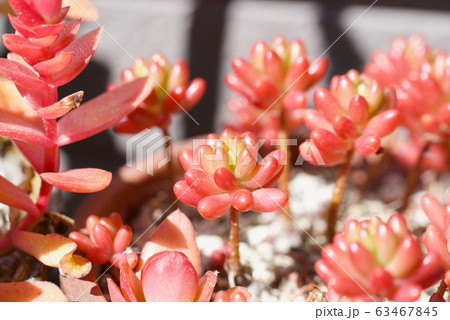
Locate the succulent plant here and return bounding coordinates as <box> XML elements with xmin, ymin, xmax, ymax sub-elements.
<box><xmin>69</xmin><ymin>212</ymin><xmax>138</xmax><ymax>269</ymax></box>
<box><xmin>316</xmin><ymin>214</ymin><xmax>444</xmax><ymax>301</ymax></box>
<box><xmin>107</xmin><ymin>210</ymin><xmax>251</xmax><ymax>302</ymax></box>
<box><xmin>108</xmin><ymin>53</ymin><xmax>206</xmax><ymax>134</ymax></box>
<box><xmin>173</xmin><ymin>129</ymin><xmax>288</xmax><ymax>219</ymax></box>
<box><xmin>422</xmin><ymin>194</ymin><xmax>450</xmax><ymax>297</ymax></box>
<box><xmin>300</xmin><ymin>69</ymin><xmax>399</xmax><ymax>166</ymax></box>
<box><xmin>226</xmin><ymin>36</ymin><xmax>327</xmax><ymax>141</ymax></box>
<box><xmin>365</xmin><ymin>35</ymin><xmax>450</xmax><ymax>171</ymax></box>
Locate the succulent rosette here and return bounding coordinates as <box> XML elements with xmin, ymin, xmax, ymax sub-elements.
<box><xmin>109</xmin><ymin>53</ymin><xmax>206</xmax><ymax>133</ymax></box>
<box><xmin>365</xmin><ymin>35</ymin><xmax>450</xmax><ymax>170</ymax></box>
<box><xmin>422</xmin><ymin>194</ymin><xmax>450</xmax><ymax>287</ymax></box>
<box><xmin>225</xmin><ymin>36</ymin><xmax>327</xmax><ymax>140</ymax></box>
<box><xmin>316</xmin><ymin>214</ymin><xmax>444</xmax><ymax>301</ymax></box>
<box><xmin>107</xmin><ymin>209</ymin><xmax>252</xmax><ymax>302</ymax></box>
<box><xmin>173</xmin><ymin>129</ymin><xmax>288</xmax><ymax>219</ymax></box>
<box><xmin>300</xmin><ymin>69</ymin><xmax>399</xmax><ymax>166</ymax></box>
<box><xmin>69</xmin><ymin>212</ymin><xmax>138</xmax><ymax>269</ymax></box>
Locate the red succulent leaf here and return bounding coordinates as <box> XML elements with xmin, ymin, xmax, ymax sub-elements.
<box><xmin>57</xmin><ymin>77</ymin><xmax>153</xmax><ymax>146</ymax></box>
<box><xmin>0</xmin><ymin>111</ymin><xmax>52</xmax><ymax>146</ymax></box>
<box><xmin>40</xmin><ymin>168</ymin><xmax>112</xmax><ymax>193</ymax></box>
<box><xmin>119</xmin><ymin>260</ymin><xmax>145</xmax><ymax>302</ymax></box>
<box><xmin>107</xmin><ymin>278</ymin><xmax>126</xmax><ymax>302</ymax></box>
<box><xmin>0</xmin><ymin>57</ymin><xmax>47</xmax><ymax>90</ymax></box>
<box><xmin>194</xmin><ymin>271</ymin><xmax>218</xmax><ymax>302</ymax></box>
<box><xmin>41</xmin><ymin>25</ymin><xmax>99</xmax><ymax>86</ymax></box>
<box><xmin>141</xmin><ymin>209</ymin><xmax>201</xmax><ymax>274</ymax></box>
<box><xmin>141</xmin><ymin>251</ymin><xmax>199</xmax><ymax>302</ymax></box>
<box><xmin>0</xmin><ymin>174</ymin><xmax>39</xmax><ymax>216</ymax></box>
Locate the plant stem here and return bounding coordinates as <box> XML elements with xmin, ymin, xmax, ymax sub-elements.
<box><xmin>227</xmin><ymin>207</ymin><xmax>240</xmax><ymax>287</ymax></box>
<box><xmin>278</xmin><ymin>128</ymin><xmax>292</xmax><ymax>220</ymax></box>
<box><xmin>162</xmin><ymin>127</ymin><xmax>176</xmax><ymax>203</ymax></box>
<box><xmin>278</xmin><ymin>107</ymin><xmax>292</xmax><ymax>221</ymax></box>
<box><xmin>326</xmin><ymin>149</ymin><xmax>354</xmax><ymax>243</ymax></box>
<box><xmin>399</xmin><ymin>141</ymin><xmax>430</xmax><ymax>213</ymax></box>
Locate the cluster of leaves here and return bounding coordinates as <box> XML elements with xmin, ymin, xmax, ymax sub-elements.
<box><xmin>0</xmin><ymin>1</ymin><xmax>449</xmax><ymax>303</ymax></box>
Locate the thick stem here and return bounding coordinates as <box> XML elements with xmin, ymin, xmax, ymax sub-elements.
<box><xmin>399</xmin><ymin>142</ymin><xmax>430</xmax><ymax>213</ymax></box>
<box><xmin>326</xmin><ymin>149</ymin><xmax>354</xmax><ymax>243</ymax></box>
<box><xmin>227</xmin><ymin>207</ymin><xmax>240</xmax><ymax>287</ymax></box>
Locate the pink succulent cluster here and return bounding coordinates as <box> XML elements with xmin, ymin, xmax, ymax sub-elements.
<box><xmin>422</xmin><ymin>194</ymin><xmax>450</xmax><ymax>289</ymax></box>
<box><xmin>300</xmin><ymin>69</ymin><xmax>399</xmax><ymax>166</ymax></box>
<box><xmin>107</xmin><ymin>210</ymin><xmax>251</xmax><ymax>302</ymax></box>
<box><xmin>316</xmin><ymin>214</ymin><xmax>444</xmax><ymax>301</ymax></box>
<box><xmin>365</xmin><ymin>35</ymin><xmax>450</xmax><ymax>170</ymax></box>
<box><xmin>226</xmin><ymin>36</ymin><xmax>328</xmax><ymax>141</ymax></box>
<box><xmin>69</xmin><ymin>213</ymin><xmax>138</xmax><ymax>269</ymax></box>
<box><xmin>173</xmin><ymin>129</ymin><xmax>288</xmax><ymax>219</ymax></box>
<box><xmin>108</xmin><ymin>53</ymin><xmax>206</xmax><ymax>133</ymax></box>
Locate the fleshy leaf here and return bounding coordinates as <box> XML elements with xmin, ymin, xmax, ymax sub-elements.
<box><xmin>0</xmin><ymin>281</ymin><xmax>67</xmax><ymax>302</ymax></box>
<box><xmin>56</xmin><ymin>77</ymin><xmax>153</xmax><ymax>146</ymax></box>
<box><xmin>40</xmin><ymin>168</ymin><xmax>112</xmax><ymax>193</ymax></box>
<box><xmin>0</xmin><ymin>111</ymin><xmax>52</xmax><ymax>146</ymax></box>
<box><xmin>119</xmin><ymin>261</ymin><xmax>145</xmax><ymax>302</ymax></box>
<box><xmin>44</xmin><ymin>27</ymin><xmax>102</xmax><ymax>86</ymax></box>
<box><xmin>141</xmin><ymin>251</ymin><xmax>198</xmax><ymax>302</ymax></box>
<box><xmin>0</xmin><ymin>57</ymin><xmax>47</xmax><ymax>90</ymax></box>
<box><xmin>141</xmin><ymin>209</ymin><xmax>201</xmax><ymax>274</ymax></box>
<box><xmin>59</xmin><ymin>274</ymin><xmax>106</xmax><ymax>302</ymax></box>
<box><xmin>0</xmin><ymin>174</ymin><xmax>39</xmax><ymax>216</ymax></box>
<box><xmin>11</xmin><ymin>231</ymin><xmax>91</xmax><ymax>278</ymax></box>
<box><xmin>107</xmin><ymin>278</ymin><xmax>126</xmax><ymax>302</ymax></box>
<box><xmin>194</xmin><ymin>271</ymin><xmax>218</xmax><ymax>302</ymax></box>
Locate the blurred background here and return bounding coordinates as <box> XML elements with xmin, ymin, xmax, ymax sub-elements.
<box><xmin>1</xmin><ymin>0</ymin><xmax>449</xmax><ymax>212</ymax></box>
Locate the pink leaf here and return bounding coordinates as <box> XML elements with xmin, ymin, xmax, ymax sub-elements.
<box><xmin>119</xmin><ymin>261</ymin><xmax>145</xmax><ymax>302</ymax></box>
<box><xmin>0</xmin><ymin>111</ymin><xmax>52</xmax><ymax>146</ymax></box>
<box><xmin>141</xmin><ymin>209</ymin><xmax>201</xmax><ymax>274</ymax></box>
<box><xmin>0</xmin><ymin>281</ymin><xmax>67</xmax><ymax>302</ymax></box>
<box><xmin>8</xmin><ymin>0</ymin><xmax>45</xmax><ymax>26</ymax></box>
<box><xmin>56</xmin><ymin>77</ymin><xmax>153</xmax><ymax>146</ymax></box>
<box><xmin>31</xmin><ymin>0</ymin><xmax>63</xmax><ymax>22</ymax></box>
<box><xmin>0</xmin><ymin>174</ymin><xmax>39</xmax><ymax>216</ymax></box>
<box><xmin>251</xmin><ymin>188</ymin><xmax>288</xmax><ymax>212</ymax></box>
<box><xmin>33</xmin><ymin>51</ymin><xmax>73</xmax><ymax>76</ymax></box>
<box><xmin>40</xmin><ymin>168</ymin><xmax>112</xmax><ymax>193</ymax></box>
<box><xmin>194</xmin><ymin>271</ymin><xmax>218</xmax><ymax>302</ymax></box>
<box><xmin>45</xmin><ymin>26</ymin><xmax>102</xmax><ymax>86</ymax></box>
<box><xmin>107</xmin><ymin>279</ymin><xmax>126</xmax><ymax>302</ymax></box>
<box><xmin>0</xmin><ymin>58</ymin><xmax>47</xmax><ymax>90</ymax></box>
<box><xmin>141</xmin><ymin>251</ymin><xmax>199</xmax><ymax>302</ymax></box>
<box><xmin>197</xmin><ymin>194</ymin><xmax>231</xmax><ymax>219</ymax></box>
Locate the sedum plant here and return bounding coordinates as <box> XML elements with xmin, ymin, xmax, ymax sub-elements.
<box><xmin>226</xmin><ymin>37</ymin><xmax>327</xmax><ymax>216</ymax></box>
<box><xmin>69</xmin><ymin>212</ymin><xmax>138</xmax><ymax>269</ymax></box>
<box><xmin>422</xmin><ymin>194</ymin><xmax>450</xmax><ymax>301</ymax></box>
<box><xmin>174</xmin><ymin>129</ymin><xmax>288</xmax><ymax>284</ymax></box>
<box><xmin>0</xmin><ymin>0</ymin><xmax>152</xmax><ymax>296</ymax></box>
<box><xmin>108</xmin><ymin>53</ymin><xmax>206</xmax><ymax>135</ymax></box>
<box><xmin>365</xmin><ymin>35</ymin><xmax>450</xmax><ymax>210</ymax></box>
<box><xmin>299</xmin><ymin>69</ymin><xmax>399</xmax><ymax>241</ymax></box>
<box><xmin>315</xmin><ymin>213</ymin><xmax>444</xmax><ymax>301</ymax></box>
<box><xmin>106</xmin><ymin>209</ymin><xmax>251</xmax><ymax>302</ymax></box>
